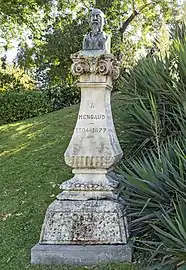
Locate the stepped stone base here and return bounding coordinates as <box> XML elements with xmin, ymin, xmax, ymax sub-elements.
<box><xmin>31</xmin><ymin>198</ymin><xmax>132</xmax><ymax>265</ymax></box>
<box><xmin>31</xmin><ymin>244</ymin><xmax>132</xmax><ymax>265</ymax></box>
<box><xmin>38</xmin><ymin>199</ymin><xmax>128</xmax><ymax>245</ymax></box>
<box><xmin>30</xmin><ymin>46</ymin><xmax>132</xmax><ymax>265</ymax></box>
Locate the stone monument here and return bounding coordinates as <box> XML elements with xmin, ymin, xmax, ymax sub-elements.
<box><xmin>31</xmin><ymin>8</ymin><xmax>132</xmax><ymax>265</ymax></box>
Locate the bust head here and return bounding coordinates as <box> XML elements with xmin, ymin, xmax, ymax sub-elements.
<box><xmin>89</xmin><ymin>8</ymin><xmax>106</xmax><ymax>34</ymax></box>
<box><xmin>82</xmin><ymin>8</ymin><xmax>110</xmax><ymax>52</ymax></box>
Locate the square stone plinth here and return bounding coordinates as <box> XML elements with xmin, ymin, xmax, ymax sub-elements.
<box><xmin>31</xmin><ymin>198</ymin><xmax>132</xmax><ymax>265</ymax></box>
<box><xmin>39</xmin><ymin>199</ymin><xmax>128</xmax><ymax>245</ymax></box>
<box><xmin>31</xmin><ymin>243</ymin><xmax>132</xmax><ymax>265</ymax></box>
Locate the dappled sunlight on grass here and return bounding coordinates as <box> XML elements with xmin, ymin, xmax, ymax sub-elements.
<box><xmin>0</xmin><ymin>102</ymin><xmax>137</xmax><ymax>270</ymax></box>
<box><xmin>26</xmin><ymin>129</ymin><xmax>43</xmax><ymax>139</ymax></box>
<box><xmin>0</xmin><ymin>143</ymin><xmax>29</xmax><ymax>157</ymax></box>
<box><xmin>0</xmin><ymin>123</ymin><xmax>45</xmax><ymax>157</ymax></box>
<box><xmin>0</xmin><ymin>106</ymin><xmax>80</xmax><ymax>270</ymax></box>
<box><xmin>0</xmin><ymin>150</ymin><xmax>10</xmax><ymax>157</ymax></box>
<box><xmin>1</xmin><ymin>122</ymin><xmax>34</xmax><ymax>140</ymax></box>
<box><xmin>15</xmin><ymin>123</ymin><xmax>33</xmax><ymax>131</ymax></box>
<box><xmin>8</xmin><ymin>143</ymin><xmax>28</xmax><ymax>155</ymax></box>
<box><xmin>0</xmin><ymin>121</ymin><xmax>29</xmax><ymax>130</ymax></box>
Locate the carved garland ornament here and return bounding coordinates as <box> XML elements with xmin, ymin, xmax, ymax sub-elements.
<box><xmin>71</xmin><ymin>54</ymin><xmax>120</xmax><ymax>79</ymax></box>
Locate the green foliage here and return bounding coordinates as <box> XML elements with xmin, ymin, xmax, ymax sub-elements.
<box><xmin>43</xmin><ymin>84</ymin><xmax>80</xmax><ymax>110</ymax></box>
<box><xmin>119</xmin><ymin>139</ymin><xmax>186</xmax><ymax>269</ymax></box>
<box><xmin>0</xmin><ymin>66</ymin><xmax>52</xmax><ymax>124</ymax></box>
<box><xmin>120</xmin><ymin>138</ymin><xmax>186</xmax><ymax>231</ymax></box>
<box><xmin>138</xmin><ymin>196</ymin><xmax>186</xmax><ymax>269</ymax></box>
<box><xmin>147</xmin><ymin>197</ymin><xmax>186</xmax><ymax>269</ymax></box>
<box><xmin>0</xmin><ymin>106</ymin><xmax>137</xmax><ymax>270</ymax></box>
<box><xmin>118</xmin><ymin>39</ymin><xmax>186</xmax><ymax>160</ymax></box>
<box><xmin>15</xmin><ymin>0</ymin><xmax>181</xmax><ymax>86</ymax></box>
<box><xmin>0</xmin><ymin>0</ymin><xmax>52</xmax><ymax>24</ymax></box>
<box><xmin>0</xmin><ymin>0</ymin><xmax>53</xmax><ymax>42</ymax></box>
<box><xmin>33</xmin><ymin>19</ymin><xmax>87</xmax><ymax>85</ymax></box>
<box><xmin>0</xmin><ymin>67</ymin><xmax>35</xmax><ymax>92</ymax></box>
<box><xmin>118</xmin><ymin>30</ymin><xmax>186</xmax><ymax>269</ymax></box>
<box><xmin>0</xmin><ymin>91</ymin><xmax>52</xmax><ymax>125</ymax></box>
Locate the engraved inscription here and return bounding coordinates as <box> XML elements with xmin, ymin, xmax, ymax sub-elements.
<box><xmin>78</xmin><ymin>114</ymin><xmax>105</xmax><ymax>120</ymax></box>
<box><xmin>106</xmin><ymin>108</ymin><xmax>111</xmax><ymax>114</ymax></box>
<box><xmin>90</xmin><ymin>102</ymin><xmax>95</xmax><ymax>108</ymax></box>
<box><xmin>76</xmin><ymin>127</ymin><xmax>107</xmax><ymax>133</ymax></box>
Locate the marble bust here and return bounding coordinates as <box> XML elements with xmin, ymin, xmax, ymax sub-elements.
<box><xmin>83</xmin><ymin>8</ymin><xmax>110</xmax><ymax>53</ymax></box>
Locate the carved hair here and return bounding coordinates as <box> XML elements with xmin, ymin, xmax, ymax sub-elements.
<box><xmin>88</xmin><ymin>8</ymin><xmax>107</xmax><ymax>27</ymax></box>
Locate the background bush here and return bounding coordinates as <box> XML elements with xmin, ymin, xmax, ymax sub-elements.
<box><xmin>0</xmin><ymin>91</ymin><xmax>52</xmax><ymax>125</ymax></box>
<box><xmin>43</xmin><ymin>84</ymin><xmax>80</xmax><ymax>111</ymax></box>
<box><xmin>0</xmin><ymin>67</ymin><xmax>53</xmax><ymax>125</ymax></box>
<box><xmin>0</xmin><ymin>66</ymin><xmax>80</xmax><ymax>125</ymax></box>
<box><xmin>0</xmin><ymin>67</ymin><xmax>35</xmax><ymax>93</ymax></box>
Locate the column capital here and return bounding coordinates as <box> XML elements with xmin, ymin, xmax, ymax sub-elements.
<box><xmin>71</xmin><ymin>52</ymin><xmax>120</xmax><ymax>80</ymax></box>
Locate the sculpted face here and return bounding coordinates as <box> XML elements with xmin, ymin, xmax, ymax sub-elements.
<box><xmin>89</xmin><ymin>9</ymin><xmax>105</xmax><ymax>34</ymax></box>
<box><xmin>83</xmin><ymin>8</ymin><xmax>109</xmax><ymax>51</ymax></box>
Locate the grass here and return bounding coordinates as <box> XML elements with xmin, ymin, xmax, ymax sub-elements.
<box><xmin>0</xmin><ymin>103</ymin><xmax>136</xmax><ymax>270</ymax></box>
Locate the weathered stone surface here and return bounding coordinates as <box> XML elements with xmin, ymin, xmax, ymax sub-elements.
<box><xmin>60</xmin><ymin>53</ymin><xmax>122</xmax><ymax>201</ymax></box>
<box><xmin>65</xmin><ymin>57</ymin><xmax>122</xmax><ymax>173</ymax></box>
<box><xmin>57</xmin><ymin>170</ymin><xmax>120</xmax><ymax>200</ymax></box>
<box><xmin>31</xmin><ymin>244</ymin><xmax>132</xmax><ymax>265</ymax></box>
<box><xmin>39</xmin><ymin>199</ymin><xmax>128</xmax><ymax>245</ymax></box>
<box><xmin>71</xmin><ymin>53</ymin><xmax>120</xmax><ymax>79</ymax></box>
<box><xmin>62</xmin><ymin>170</ymin><xmax>119</xmax><ymax>191</ymax></box>
<box><xmin>31</xmin><ymin>8</ymin><xmax>131</xmax><ymax>265</ymax></box>
<box><xmin>83</xmin><ymin>8</ymin><xmax>110</xmax><ymax>53</ymax></box>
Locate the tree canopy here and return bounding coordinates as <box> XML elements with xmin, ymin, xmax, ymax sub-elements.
<box><xmin>0</xmin><ymin>0</ymin><xmax>183</xmax><ymax>86</ymax></box>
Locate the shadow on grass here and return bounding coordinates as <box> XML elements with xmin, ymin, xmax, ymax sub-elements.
<box><xmin>0</xmin><ymin>102</ymin><xmax>136</xmax><ymax>270</ymax></box>
<box><xmin>0</xmin><ymin>106</ymin><xmax>79</xmax><ymax>270</ymax></box>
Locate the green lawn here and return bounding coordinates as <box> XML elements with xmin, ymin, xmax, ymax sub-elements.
<box><xmin>0</xmin><ymin>103</ymin><xmax>136</xmax><ymax>270</ymax></box>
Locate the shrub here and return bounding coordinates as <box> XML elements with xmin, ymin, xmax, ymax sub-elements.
<box><xmin>117</xmin><ymin>30</ymin><xmax>186</xmax><ymax>269</ymax></box>
<box><xmin>0</xmin><ymin>66</ymin><xmax>35</xmax><ymax>93</ymax></box>
<box><xmin>119</xmin><ymin>139</ymin><xmax>186</xmax><ymax>269</ymax></box>
<box><xmin>117</xmin><ymin>40</ymin><xmax>186</xmax><ymax>161</ymax></box>
<box><xmin>0</xmin><ymin>91</ymin><xmax>52</xmax><ymax>125</ymax></box>
<box><xmin>148</xmin><ymin>197</ymin><xmax>186</xmax><ymax>270</ymax></box>
<box><xmin>0</xmin><ymin>66</ymin><xmax>53</xmax><ymax>124</ymax></box>
<box><xmin>43</xmin><ymin>84</ymin><xmax>80</xmax><ymax>110</ymax></box>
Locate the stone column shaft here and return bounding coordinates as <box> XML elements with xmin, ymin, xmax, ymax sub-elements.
<box><xmin>31</xmin><ymin>47</ymin><xmax>131</xmax><ymax>266</ymax></box>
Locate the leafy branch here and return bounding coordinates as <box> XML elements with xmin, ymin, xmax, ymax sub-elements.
<box><xmin>119</xmin><ymin>1</ymin><xmax>162</xmax><ymax>36</ymax></box>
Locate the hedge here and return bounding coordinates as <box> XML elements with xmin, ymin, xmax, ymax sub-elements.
<box><xmin>43</xmin><ymin>84</ymin><xmax>80</xmax><ymax>110</ymax></box>
<box><xmin>0</xmin><ymin>91</ymin><xmax>52</xmax><ymax>125</ymax></box>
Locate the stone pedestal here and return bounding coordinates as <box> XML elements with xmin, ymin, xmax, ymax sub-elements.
<box><xmin>31</xmin><ymin>52</ymin><xmax>131</xmax><ymax>265</ymax></box>
<box><xmin>31</xmin><ymin>244</ymin><xmax>132</xmax><ymax>265</ymax></box>
<box><xmin>39</xmin><ymin>199</ymin><xmax>127</xmax><ymax>245</ymax></box>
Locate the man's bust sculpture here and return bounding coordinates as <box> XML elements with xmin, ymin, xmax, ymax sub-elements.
<box><xmin>83</xmin><ymin>8</ymin><xmax>110</xmax><ymax>53</ymax></box>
